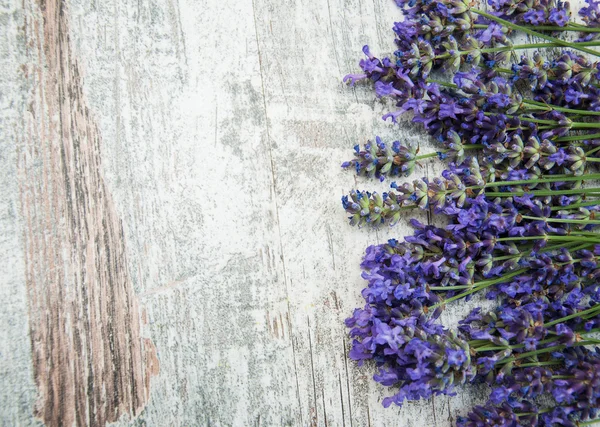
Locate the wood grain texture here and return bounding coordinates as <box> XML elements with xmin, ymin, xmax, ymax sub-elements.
<box><xmin>0</xmin><ymin>3</ymin><xmax>40</xmax><ymax>426</ymax></box>
<box><xmin>17</xmin><ymin>1</ymin><xmax>158</xmax><ymax>425</ymax></box>
<box><xmin>0</xmin><ymin>0</ymin><xmax>579</xmax><ymax>426</ymax></box>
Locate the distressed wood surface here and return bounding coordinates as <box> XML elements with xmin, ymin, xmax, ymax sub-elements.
<box><xmin>0</xmin><ymin>0</ymin><xmax>547</xmax><ymax>426</ymax></box>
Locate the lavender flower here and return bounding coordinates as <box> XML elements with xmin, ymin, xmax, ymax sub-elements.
<box><xmin>341</xmin><ymin>0</ymin><xmax>600</xmax><ymax>418</ymax></box>
<box><xmin>488</xmin><ymin>0</ymin><xmax>572</xmax><ymax>28</ymax></box>
<box><xmin>341</xmin><ymin>137</ymin><xmax>418</xmax><ymax>179</ymax></box>
<box><xmin>456</xmin><ymin>400</ymin><xmax>537</xmax><ymax>426</ymax></box>
<box><xmin>346</xmin><ymin>305</ymin><xmax>475</xmax><ymax>407</ymax></box>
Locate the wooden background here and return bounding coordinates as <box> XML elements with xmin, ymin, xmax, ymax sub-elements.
<box><xmin>0</xmin><ymin>0</ymin><xmax>520</xmax><ymax>425</ymax></box>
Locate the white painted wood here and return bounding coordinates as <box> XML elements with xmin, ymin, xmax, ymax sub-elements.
<box><xmin>2</xmin><ymin>0</ymin><xmax>586</xmax><ymax>426</ymax></box>
<box><xmin>0</xmin><ymin>3</ymin><xmax>40</xmax><ymax>425</ymax></box>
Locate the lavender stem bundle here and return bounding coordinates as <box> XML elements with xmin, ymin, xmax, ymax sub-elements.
<box><xmin>340</xmin><ymin>0</ymin><xmax>600</xmax><ymax>425</ymax></box>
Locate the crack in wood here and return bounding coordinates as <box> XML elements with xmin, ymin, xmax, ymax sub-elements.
<box><xmin>342</xmin><ymin>336</ymin><xmax>354</xmax><ymax>427</ymax></box>
<box><xmin>338</xmin><ymin>373</ymin><xmax>346</xmax><ymax>427</ymax></box>
<box><xmin>307</xmin><ymin>316</ymin><xmax>319</xmax><ymax>426</ymax></box>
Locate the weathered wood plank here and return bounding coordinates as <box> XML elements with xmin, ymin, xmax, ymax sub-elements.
<box><xmin>249</xmin><ymin>0</ymin><xmax>458</xmax><ymax>425</ymax></box>
<box><xmin>0</xmin><ymin>3</ymin><xmax>40</xmax><ymax>425</ymax></box>
<box><xmin>63</xmin><ymin>0</ymin><xmax>303</xmax><ymax>424</ymax></box>
<box><xmin>2</xmin><ymin>0</ymin><xmax>577</xmax><ymax>426</ymax></box>
<box><xmin>16</xmin><ymin>1</ymin><xmax>158</xmax><ymax>425</ymax></box>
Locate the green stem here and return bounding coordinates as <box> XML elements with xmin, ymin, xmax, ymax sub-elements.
<box><xmin>572</xmin><ymin>122</ymin><xmax>600</xmax><ymax>129</ymax></box>
<box><xmin>437</xmin><ymin>41</ymin><xmax>600</xmax><ymax>60</ymax></box>
<box><xmin>524</xmin><ymin>99</ymin><xmax>600</xmax><ymax>117</ymax></box>
<box><xmin>474</xmin><ymin>337</ymin><xmax>556</xmax><ymax>352</ymax></box>
<box><xmin>427</xmin><ymin>79</ymin><xmax>455</xmax><ymax>88</ymax></box>
<box><xmin>498</xmin><ymin>340</ymin><xmax>600</xmax><ymax>366</ymax></box>
<box><xmin>521</xmin><ymin>215</ymin><xmax>600</xmax><ymax>225</ymax></box>
<box><xmin>551</xmin><ymin>200</ymin><xmax>600</xmax><ymax>211</ymax></box>
<box><xmin>565</xmin><ymin>242</ymin><xmax>598</xmax><ymax>253</ymax></box>
<box><xmin>415</xmin><ymin>144</ymin><xmax>484</xmax><ymax>161</ymax></box>
<box><xmin>426</xmin><ymin>80</ymin><xmax>600</xmax><ymax>127</ymax></box>
<box><xmin>472</xmin><ymin>23</ymin><xmax>600</xmax><ymax>33</ymax></box>
<box><xmin>415</xmin><ymin>152</ymin><xmax>439</xmax><ymax>160</ymax></box>
<box><xmin>473</xmin><ymin>328</ymin><xmax>600</xmax><ymax>352</ymax></box>
<box><xmin>568</xmin><ymin>230</ymin><xmax>600</xmax><ymax>236</ymax></box>
<box><xmin>491</xmin><ymin>240</ymin><xmax>581</xmax><ymax>261</ymax></box>
<box><xmin>516</xmin><ymin>118</ymin><xmax>600</xmax><ymax>129</ymax></box>
<box><xmin>494</xmin><ymin>67</ymin><xmax>513</xmax><ymax>74</ymax></box>
<box><xmin>497</xmin><ymin>235</ymin><xmax>600</xmax><ymax>244</ymax></box>
<box><xmin>434</xmin><ymin>240</ymin><xmax>585</xmax><ymax>294</ymax></box>
<box><xmin>471</xmin><ymin>8</ymin><xmax>600</xmax><ymax>58</ymax></box>
<box><xmin>545</xmin><ymin>304</ymin><xmax>600</xmax><ymax>328</ymax></box>
<box><xmin>429</xmin><ymin>285</ymin><xmax>471</xmax><ymax>291</ymax></box>
<box><xmin>482</xmin><ymin>174</ymin><xmax>600</xmax><ymax>188</ymax></box>
<box><xmin>516</xmin><ymin>409</ymin><xmax>553</xmax><ymax>417</ymax></box>
<box><xmin>555</xmin><ymin>132</ymin><xmax>600</xmax><ymax>142</ymax></box>
<box><xmin>510</xmin><ymin>116</ymin><xmax>557</xmax><ymax>125</ymax></box>
<box><xmin>518</xmin><ymin>361</ymin><xmax>561</xmax><ymax>368</ymax></box>
<box><xmin>427</xmin><ymin>268</ymin><xmax>526</xmax><ymax>311</ymax></box>
<box><xmin>485</xmin><ymin>189</ymin><xmax>600</xmax><ymax>197</ymax></box>
<box><xmin>520</xmin><ymin>340</ymin><xmax>600</xmax><ymax>358</ymax></box>
<box><xmin>427</xmin><ymin>80</ymin><xmax>600</xmax><ymax>118</ymax></box>
<box><xmin>491</xmin><ymin>253</ymin><xmax>522</xmax><ymax>261</ymax></box>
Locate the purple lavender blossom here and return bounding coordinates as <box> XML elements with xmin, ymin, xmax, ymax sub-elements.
<box><xmin>342</xmin><ymin>0</ymin><xmax>600</xmax><ymax>418</ymax></box>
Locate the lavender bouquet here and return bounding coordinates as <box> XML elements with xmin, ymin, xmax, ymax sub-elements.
<box><xmin>341</xmin><ymin>0</ymin><xmax>600</xmax><ymax>425</ymax></box>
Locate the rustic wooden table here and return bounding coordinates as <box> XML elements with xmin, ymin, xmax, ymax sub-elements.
<box><xmin>0</xmin><ymin>0</ymin><xmax>554</xmax><ymax>425</ymax></box>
